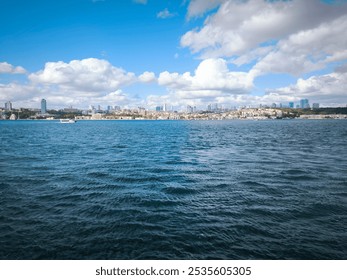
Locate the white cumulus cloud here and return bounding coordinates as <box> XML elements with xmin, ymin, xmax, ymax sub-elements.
<box><xmin>158</xmin><ymin>58</ymin><xmax>253</xmax><ymax>102</ymax></box>
<box><xmin>251</xmin><ymin>15</ymin><xmax>347</xmax><ymax>76</ymax></box>
<box><xmin>182</xmin><ymin>0</ymin><xmax>347</xmax><ymax>76</ymax></box>
<box><xmin>265</xmin><ymin>70</ymin><xmax>347</xmax><ymax>107</ymax></box>
<box><xmin>0</xmin><ymin>83</ymin><xmax>35</xmax><ymax>104</ymax></box>
<box><xmin>0</xmin><ymin>62</ymin><xmax>26</xmax><ymax>74</ymax></box>
<box><xmin>138</xmin><ymin>71</ymin><xmax>156</xmax><ymax>83</ymax></box>
<box><xmin>187</xmin><ymin>0</ymin><xmax>225</xmax><ymax>18</ymax></box>
<box><xmin>1</xmin><ymin>58</ymin><xmax>149</xmax><ymax>109</ymax></box>
<box><xmin>29</xmin><ymin>58</ymin><xmax>136</xmax><ymax>92</ymax></box>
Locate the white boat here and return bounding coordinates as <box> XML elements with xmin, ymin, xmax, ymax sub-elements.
<box><xmin>60</xmin><ymin>119</ymin><xmax>76</xmax><ymax>123</ymax></box>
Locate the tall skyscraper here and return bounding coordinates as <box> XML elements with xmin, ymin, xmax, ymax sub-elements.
<box><xmin>289</xmin><ymin>102</ymin><xmax>294</xmax><ymax>108</ymax></box>
<box><xmin>41</xmin><ymin>99</ymin><xmax>47</xmax><ymax>114</ymax></box>
<box><xmin>5</xmin><ymin>101</ymin><xmax>12</xmax><ymax>111</ymax></box>
<box><xmin>300</xmin><ymin>99</ymin><xmax>309</xmax><ymax>109</ymax></box>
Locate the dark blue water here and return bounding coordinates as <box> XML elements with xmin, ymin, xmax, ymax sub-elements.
<box><xmin>0</xmin><ymin>119</ymin><xmax>346</xmax><ymax>259</ymax></box>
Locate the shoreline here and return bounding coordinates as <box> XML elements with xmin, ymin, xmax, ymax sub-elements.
<box><xmin>1</xmin><ymin>117</ymin><xmax>347</xmax><ymax>122</ymax></box>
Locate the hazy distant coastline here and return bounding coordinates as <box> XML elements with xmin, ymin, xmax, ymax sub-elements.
<box><xmin>1</xmin><ymin>107</ymin><xmax>347</xmax><ymax>121</ymax></box>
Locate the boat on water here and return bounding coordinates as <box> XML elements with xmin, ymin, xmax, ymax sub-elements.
<box><xmin>60</xmin><ymin>119</ymin><xmax>76</xmax><ymax>123</ymax></box>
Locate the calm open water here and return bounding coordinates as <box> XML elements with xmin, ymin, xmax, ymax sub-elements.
<box><xmin>0</xmin><ymin>119</ymin><xmax>346</xmax><ymax>259</ymax></box>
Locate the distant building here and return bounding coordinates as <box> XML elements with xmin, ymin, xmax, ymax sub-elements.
<box><xmin>312</xmin><ymin>103</ymin><xmax>320</xmax><ymax>109</ymax></box>
<box><xmin>63</xmin><ymin>107</ymin><xmax>80</xmax><ymax>113</ymax></box>
<box><xmin>300</xmin><ymin>99</ymin><xmax>310</xmax><ymax>109</ymax></box>
<box><xmin>5</xmin><ymin>101</ymin><xmax>12</xmax><ymax>111</ymax></box>
<box><xmin>186</xmin><ymin>105</ymin><xmax>193</xmax><ymax>113</ymax></box>
<box><xmin>289</xmin><ymin>102</ymin><xmax>294</xmax><ymax>108</ymax></box>
<box><xmin>206</xmin><ymin>103</ymin><xmax>219</xmax><ymax>111</ymax></box>
<box><xmin>138</xmin><ymin>107</ymin><xmax>146</xmax><ymax>115</ymax></box>
<box><xmin>41</xmin><ymin>99</ymin><xmax>47</xmax><ymax>114</ymax></box>
<box><xmin>155</xmin><ymin>106</ymin><xmax>163</xmax><ymax>112</ymax></box>
<box><xmin>271</xmin><ymin>103</ymin><xmax>276</xmax><ymax>108</ymax></box>
<box><xmin>91</xmin><ymin>113</ymin><xmax>103</xmax><ymax>120</ymax></box>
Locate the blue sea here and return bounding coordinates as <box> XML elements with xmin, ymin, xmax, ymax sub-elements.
<box><xmin>0</xmin><ymin>119</ymin><xmax>346</xmax><ymax>259</ymax></box>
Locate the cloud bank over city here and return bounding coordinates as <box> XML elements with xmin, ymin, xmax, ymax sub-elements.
<box><xmin>1</xmin><ymin>0</ymin><xmax>346</xmax><ymax>109</ymax></box>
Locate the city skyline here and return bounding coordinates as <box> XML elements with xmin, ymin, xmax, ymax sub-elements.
<box><xmin>2</xmin><ymin>97</ymin><xmax>322</xmax><ymax>112</ymax></box>
<box><xmin>1</xmin><ymin>0</ymin><xmax>347</xmax><ymax>109</ymax></box>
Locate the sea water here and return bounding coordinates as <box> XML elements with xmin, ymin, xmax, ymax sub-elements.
<box><xmin>0</xmin><ymin>119</ymin><xmax>346</xmax><ymax>259</ymax></box>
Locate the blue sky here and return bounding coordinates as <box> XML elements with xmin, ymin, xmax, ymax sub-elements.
<box><xmin>0</xmin><ymin>0</ymin><xmax>194</xmax><ymax>72</ymax></box>
<box><xmin>1</xmin><ymin>0</ymin><xmax>347</xmax><ymax>109</ymax></box>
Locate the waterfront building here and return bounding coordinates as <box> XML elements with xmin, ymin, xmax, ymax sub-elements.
<box><xmin>9</xmin><ymin>113</ymin><xmax>17</xmax><ymax>120</ymax></box>
<box><xmin>5</xmin><ymin>101</ymin><xmax>12</xmax><ymax>111</ymax></box>
<box><xmin>91</xmin><ymin>113</ymin><xmax>103</xmax><ymax>120</ymax></box>
<box><xmin>312</xmin><ymin>103</ymin><xmax>320</xmax><ymax>109</ymax></box>
<box><xmin>41</xmin><ymin>99</ymin><xmax>47</xmax><ymax>114</ymax></box>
